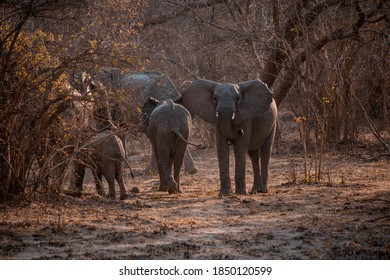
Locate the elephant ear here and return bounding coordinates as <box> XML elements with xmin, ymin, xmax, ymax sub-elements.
<box><xmin>181</xmin><ymin>79</ymin><xmax>220</xmax><ymax>124</ymax></box>
<box><xmin>140</xmin><ymin>97</ymin><xmax>159</xmax><ymax>132</ymax></box>
<box><xmin>141</xmin><ymin>97</ymin><xmax>159</xmax><ymax>115</ymax></box>
<box><xmin>172</xmin><ymin>96</ymin><xmax>184</xmax><ymax>106</ymax></box>
<box><xmin>235</xmin><ymin>79</ymin><xmax>274</xmax><ymax>125</ymax></box>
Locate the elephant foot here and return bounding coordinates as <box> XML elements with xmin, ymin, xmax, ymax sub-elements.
<box><xmin>120</xmin><ymin>193</ymin><xmax>129</xmax><ymax>200</ymax></box>
<box><xmin>131</xmin><ymin>186</ymin><xmax>140</xmax><ymax>193</ymax></box>
<box><xmin>97</xmin><ymin>189</ymin><xmax>105</xmax><ymax>197</ymax></box>
<box><xmin>250</xmin><ymin>185</ymin><xmax>268</xmax><ymax>194</ymax></box>
<box><xmin>159</xmin><ymin>185</ymin><xmax>168</xmax><ymax>192</ymax></box>
<box><xmin>186</xmin><ymin>168</ymin><xmax>198</xmax><ymax>175</ymax></box>
<box><xmin>168</xmin><ymin>182</ymin><xmax>178</xmax><ymax>194</ymax></box>
<box><xmin>235</xmin><ymin>188</ymin><xmax>249</xmax><ymax>195</ymax></box>
<box><xmin>64</xmin><ymin>189</ymin><xmax>82</xmax><ymax>197</ymax></box>
<box><xmin>108</xmin><ymin>192</ymin><xmax>116</xmax><ymax>200</ymax></box>
<box><xmin>219</xmin><ymin>187</ymin><xmax>232</xmax><ymax>197</ymax></box>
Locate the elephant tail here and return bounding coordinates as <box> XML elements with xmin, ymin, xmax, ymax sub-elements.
<box><xmin>123</xmin><ymin>159</ymin><xmax>135</xmax><ymax>180</ymax></box>
<box><xmin>171</xmin><ymin>127</ymin><xmax>205</xmax><ymax>149</ymax></box>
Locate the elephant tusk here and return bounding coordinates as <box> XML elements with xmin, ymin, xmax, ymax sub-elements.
<box><xmin>231</xmin><ymin>112</ymin><xmax>235</xmax><ymax>120</ymax></box>
<box><xmin>216</xmin><ymin>111</ymin><xmax>219</xmax><ymax>118</ymax></box>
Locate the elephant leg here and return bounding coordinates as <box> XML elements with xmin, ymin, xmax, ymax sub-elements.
<box><xmin>74</xmin><ymin>161</ymin><xmax>86</xmax><ymax>197</ymax></box>
<box><xmin>157</xmin><ymin>143</ymin><xmax>176</xmax><ymax>193</ymax></box>
<box><xmin>233</xmin><ymin>142</ymin><xmax>249</xmax><ymax>195</ymax></box>
<box><xmin>173</xmin><ymin>145</ymin><xmax>186</xmax><ymax>194</ymax></box>
<box><xmin>119</xmin><ymin>134</ymin><xmax>126</xmax><ymax>158</ymax></box>
<box><xmin>107</xmin><ymin>177</ymin><xmax>116</xmax><ymax>199</ymax></box>
<box><xmin>216</xmin><ymin>132</ymin><xmax>231</xmax><ymax>196</ymax></box>
<box><xmin>183</xmin><ymin>148</ymin><xmax>197</xmax><ymax>174</ymax></box>
<box><xmin>248</xmin><ymin>149</ymin><xmax>262</xmax><ymax>194</ymax></box>
<box><xmin>258</xmin><ymin>128</ymin><xmax>276</xmax><ymax>193</ymax></box>
<box><xmin>164</xmin><ymin>158</ymin><xmax>176</xmax><ymax>194</ymax></box>
<box><xmin>68</xmin><ymin>163</ymin><xmax>76</xmax><ymax>191</ymax></box>
<box><xmin>93</xmin><ymin>169</ymin><xmax>105</xmax><ymax>197</ymax></box>
<box><xmin>157</xmin><ymin>161</ymin><xmax>168</xmax><ymax>191</ymax></box>
<box><xmin>148</xmin><ymin>150</ymin><xmax>159</xmax><ymax>174</ymax></box>
<box><xmin>115</xmin><ymin>162</ymin><xmax>128</xmax><ymax>200</ymax></box>
<box><xmin>154</xmin><ymin>146</ymin><xmax>168</xmax><ymax>191</ymax></box>
<box><xmin>103</xmin><ymin>163</ymin><xmax>117</xmax><ymax>199</ymax></box>
<box><xmin>165</xmin><ymin>157</ymin><xmax>176</xmax><ymax>194</ymax></box>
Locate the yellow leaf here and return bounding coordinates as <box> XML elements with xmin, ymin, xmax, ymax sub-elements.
<box><xmin>90</xmin><ymin>40</ymin><xmax>98</xmax><ymax>49</ymax></box>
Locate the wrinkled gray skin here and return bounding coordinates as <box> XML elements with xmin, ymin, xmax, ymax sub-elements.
<box><xmin>74</xmin><ymin>130</ymin><xmax>129</xmax><ymax>200</ymax></box>
<box><xmin>141</xmin><ymin>97</ymin><xmax>193</xmax><ymax>194</ymax></box>
<box><xmin>96</xmin><ymin>68</ymin><xmax>179</xmax><ymax>103</ymax></box>
<box><xmin>94</xmin><ymin>68</ymin><xmax>197</xmax><ymax>174</ymax></box>
<box><xmin>182</xmin><ymin>79</ymin><xmax>278</xmax><ymax>196</ymax></box>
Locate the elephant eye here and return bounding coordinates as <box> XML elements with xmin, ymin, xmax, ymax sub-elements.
<box><xmin>236</xmin><ymin>97</ymin><xmax>241</xmax><ymax>103</ymax></box>
<box><xmin>212</xmin><ymin>97</ymin><xmax>217</xmax><ymax>104</ymax></box>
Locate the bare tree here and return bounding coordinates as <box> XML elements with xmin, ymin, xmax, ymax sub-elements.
<box><xmin>139</xmin><ymin>0</ymin><xmax>389</xmax><ymax>149</ymax></box>
<box><xmin>0</xmin><ymin>0</ymin><xmax>143</xmax><ymax>199</ymax></box>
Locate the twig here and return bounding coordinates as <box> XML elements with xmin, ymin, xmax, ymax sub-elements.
<box><xmin>351</xmin><ymin>91</ymin><xmax>390</xmax><ymax>155</ymax></box>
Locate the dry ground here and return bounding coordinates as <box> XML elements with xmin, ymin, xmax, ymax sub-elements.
<box><xmin>1</xmin><ymin>118</ymin><xmax>389</xmax><ymax>259</ymax></box>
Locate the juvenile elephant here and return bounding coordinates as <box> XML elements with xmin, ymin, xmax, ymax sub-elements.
<box><xmin>73</xmin><ymin>130</ymin><xmax>131</xmax><ymax>200</ymax></box>
<box><xmin>94</xmin><ymin>68</ymin><xmax>198</xmax><ymax>174</ymax></box>
<box><xmin>181</xmin><ymin>79</ymin><xmax>278</xmax><ymax>196</ymax></box>
<box><xmin>141</xmin><ymin>97</ymin><xmax>202</xmax><ymax>194</ymax></box>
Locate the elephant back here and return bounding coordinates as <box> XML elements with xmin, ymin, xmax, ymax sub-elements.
<box><xmin>95</xmin><ymin>68</ymin><xmax>180</xmax><ymax>103</ymax></box>
<box><xmin>120</xmin><ymin>71</ymin><xmax>180</xmax><ymax>105</ymax></box>
<box><xmin>149</xmin><ymin>100</ymin><xmax>191</xmax><ymax>138</ymax></box>
<box><xmin>144</xmin><ymin>71</ymin><xmax>180</xmax><ymax>101</ymax></box>
<box><xmin>90</xmin><ymin>131</ymin><xmax>125</xmax><ymax>161</ymax></box>
<box><xmin>94</xmin><ymin>68</ymin><xmax>181</xmax><ymax>129</ymax></box>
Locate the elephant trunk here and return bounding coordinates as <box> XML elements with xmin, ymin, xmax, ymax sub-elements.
<box><xmin>217</xmin><ymin>111</ymin><xmax>242</xmax><ymax>140</ymax></box>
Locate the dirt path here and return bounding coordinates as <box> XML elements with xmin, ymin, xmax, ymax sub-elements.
<box><xmin>1</xmin><ymin>131</ymin><xmax>389</xmax><ymax>259</ymax></box>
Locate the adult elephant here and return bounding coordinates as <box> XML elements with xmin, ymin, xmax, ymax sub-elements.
<box><xmin>95</xmin><ymin>68</ymin><xmax>198</xmax><ymax>174</ymax></box>
<box><xmin>96</xmin><ymin>68</ymin><xmax>179</xmax><ymax>102</ymax></box>
<box><xmin>181</xmin><ymin>79</ymin><xmax>278</xmax><ymax>196</ymax></box>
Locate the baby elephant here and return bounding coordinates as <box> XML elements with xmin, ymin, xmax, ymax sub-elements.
<box><xmin>74</xmin><ymin>130</ymin><xmax>132</xmax><ymax>200</ymax></box>
<box><xmin>142</xmin><ymin>97</ymin><xmax>201</xmax><ymax>194</ymax></box>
